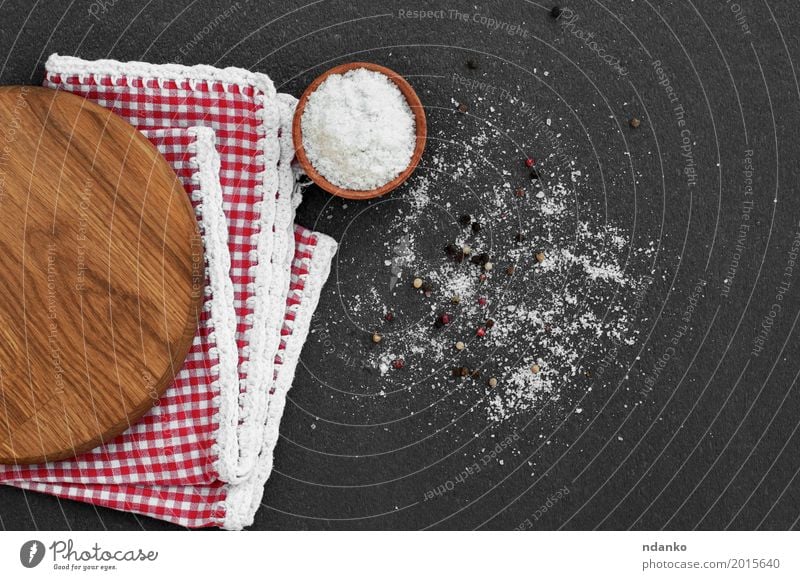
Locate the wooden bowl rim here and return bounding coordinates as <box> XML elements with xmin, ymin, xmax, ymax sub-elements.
<box><xmin>292</xmin><ymin>62</ymin><xmax>427</xmax><ymax>201</ymax></box>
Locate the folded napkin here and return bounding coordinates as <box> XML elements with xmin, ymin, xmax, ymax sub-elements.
<box><xmin>37</xmin><ymin>54</ymin><xmax>296</xmax><ymax>484</ymax></box>
<box><xmin>2</xmin><ymin>55</ymin><xmax>338</xmax><ymax>528</ymax></box>
<box><xmin>15</xmin><ymin>225</ymin><xmax>337</xmax><ymax>529</ymax></box>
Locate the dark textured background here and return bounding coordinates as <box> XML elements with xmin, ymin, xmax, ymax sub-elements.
<box><xmin>2</xmin><ymin>0</ymin><xmax>800</xmax><ymax>530</ymax></box>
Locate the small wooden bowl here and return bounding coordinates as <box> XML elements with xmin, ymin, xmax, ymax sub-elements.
<box><xmin>292</xmin><ymin>62</ymin><xmax>427</xmax><ymax>201</ymax></box>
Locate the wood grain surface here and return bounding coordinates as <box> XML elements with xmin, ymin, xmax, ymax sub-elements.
<box><xmin>0</xmin><ymin>86</ymin><xmax>203</xmax><ymax>464</ymax></box>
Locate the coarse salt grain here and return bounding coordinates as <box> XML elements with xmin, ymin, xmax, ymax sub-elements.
<box><xmin>301</xmin><ymin>68</ymin><xmax>416</xmax><ymax>190</ymax></box>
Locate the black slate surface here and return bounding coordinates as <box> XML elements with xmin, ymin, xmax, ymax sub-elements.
<box><xmin>1</xmin><ymin>0</ymin><xmax>800</xmax><ymax>530</ymax></box>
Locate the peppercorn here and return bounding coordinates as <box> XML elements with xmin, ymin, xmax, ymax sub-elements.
<box><xmin>479</xmin><ymin>273</ymin><xmax>487</xmax><ymax>282</ymax></box>
<box><xmin>488</xmin><ymin>377</ymin><xmax>498</xmax><ymax>388</ymax></box>
<box><xmin>544</xmin><ymin>323</ymin><xmax>553</xmax><ymax>334</ymax></box>
<box><xmin>413</xmin><ymin>277</ymin><xmax>423</xmax><ymax>288</ymax></box>
<box><xmin>525</xmin><ymin>157</ymin><xmax>535</xmax><ymax>168</ymax></box>
<box><xmin>451</xmin><ymin>295</ymin><xmax>461</xmax><ymax>305</ymax></box>
<box><xmin>476</xmin><ymin>326</ymin><xmax>486</xmax><ymax>337</ymax></box>
<box><xmin>471</xmin><ymin>252</ymin><xmax>490</xmax><ymax>266</ymax></box>
<box><xmin>445</xmin><ymin>243</ymin><xmax>464</xmax><ymax>263</ymax></box>
<box><xmin>478</xmin><ymin>296</ymin><xmax>488</xmax><ymax>307</ymax></box>
<box><xmin>393</xmin><ymin>358</ymin><xmax>405</xmax><ymax>369</ymax></box>
<box><xmin>484</xmin><ymin>261</ymin><xmax>494</xmax><ymax>272</ymax></box>
<box><xmin>506</xmin><ymin>265</ymin><xmax>516</xmax><ymax>276</ymax></box>
<box><xmin>530</xmin><ymin>168</ymin><xmax>541</xmax><ymax>180</ymax></box>
<box><xmin>470</xmin><ymin>369</ymin><xmax>482</xmax><ymax>379</ymax></box>
<box><xmin>435</xmin><ymin>312</ymin><xmax>452</xmax><ymax>327</ymax></box>
<box><xmin>629</xmin><ymin>117</ymin><xmax>641</xmax><ymax>129</ymax></box>
<box><xmin>372</xmin><ymin>333</ymin><xmax>382</xmax><ymax>344</ymax></box>
<box><xmin>459</xmin><ymin>214</ymin><xmax>472</xmax><ymax>226</ymax></box>
<box><xmin>462</xmin><ymin>244</ymin><xmax>472</xmax><ymax>256</ymax></box>
<box><xmin>485</xmin><ymin>319</ymin><xmax>495</xmax><ymax>328</ymax></box>
<box><xmin>551</xmin><ymin>6</ymin><xmax>563</xmax><ymax>19</ymax></box>
<box><xmin>452</xmin><ymin>366</ymin><xmax>469</xmax><ymax>378</ymax></box>
<box><xmin>531</xmin><ymin>364</ymin><xmax>541</xmax><ymax>374</ymax></box>
<box><xmin>457</xmin><ymin>103</ymin><xmax>468</xmax><ymax>113</ymax></box>
<box><xmin>471</xmin><ymin>221</ymin><xmax>481</xmax><ymax>233</ymax></box>
<box><xmin>515</xmin><ymin>188</ymin><xmax>525</xmax><ymax>198</ymax></box>
<box><xmin>515</xmin><ymin>232</ymin><xmax>526</xmax><ymax>243</ymax></box>
<box><xmin>455</xmin><ymin>341</ymin><xmax>465</xmax><ymax>351</ymax></box>
<box><xmin>535</xmin><ymin>251</ymin><xmax>545</xmax><ymax>263</ymax></box>
<box><xmin>384</xmin><ymin>311</ymin><xmax>395</xmax><ymax>322</ymax></box>
<box><xmin>466</xmin><ymin>59</ymin><xmax>478</xmax><ymax>70</ymax></box>
<box><xmin>422</xmin><ymin>281</ymin><xmax>434</xmax><ymax>294</ymax></box>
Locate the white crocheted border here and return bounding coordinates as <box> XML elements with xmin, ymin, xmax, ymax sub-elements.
<box><xmin>44</xmin><ymin>54</ymin><xmax>283</xmax><ymax>484</ymax></box>
<box><xmin>223</xmin><ymin>230</ymin><xmax>338</xmax><ymax>530</ymax></box>
<box><xmin>45</xmin><ymin>54</ymin><xmax>276</xmax><ymax>93</ymax></box>
<box><xmin>241</xmin><ymin>92</ymin><xmax>298</xmax><ymax>482</ymax></box>
<box><xmin>185</xmin><ymin>127</ymin><xmax>239</xmax><ymax>483</ymax></box>
<box><xmin>222</xmin><ymin>93</ymin><xmax>309</xmax><ymax>529</ymax></box>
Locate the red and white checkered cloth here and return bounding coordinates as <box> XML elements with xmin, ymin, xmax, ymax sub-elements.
<box><xmin>1</xmin><ymin>55</ymin><xmax>338</xmax><ymax>528</ymax></box>
<box><xmin>32</xmin><ymin>54</ymin><xmax>297</xmax><ymax>485</ymax></box>
<box><xmin>14</xmin><ymin>225</ymin><xmax>337</xmax><ymax>528</ymax></box>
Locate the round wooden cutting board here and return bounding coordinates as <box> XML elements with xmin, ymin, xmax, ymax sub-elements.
<box><xmin>0</xmin><ymin>86</ymin><xmax>203</xmax><ymax>464</ymax></box>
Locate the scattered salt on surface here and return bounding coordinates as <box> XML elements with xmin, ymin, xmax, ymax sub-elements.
<box><xmin>307</xmin><ymin>91</ymin><xmax>654</xmax><ymax>430</ymax></box>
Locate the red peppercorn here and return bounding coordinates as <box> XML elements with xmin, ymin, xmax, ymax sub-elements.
<box><xmin>476</xmin><ymin>326</ymin><xmax>486</xmax><ymax>337</ymax></box>
<box><xmin>525</xmin><ymin>157</ymin><xmax>535</xmax><ymax>167</ymax></box>
<box><xmin>478</xmin><ymin>296</ymin><xmax>488</xmax><ymax>307</ymax></box>
<box><xmin>436</xmin><ymin>312</ymin><xmax>452</xmax><ymax>327</ymax></box>
<box><xmin>479</xmin><ymin>273</ymin><xmax>487</xmax><ymax>282</ymax></box>
<box><xmin>384</xmin><ymin>311</ymin><xmax>395</xmax><ymax>322</ymax></box>
<box><xmin>392</xmin><ymin>358</ymin><xmax>405</xmax><ymax>369</ymax></box>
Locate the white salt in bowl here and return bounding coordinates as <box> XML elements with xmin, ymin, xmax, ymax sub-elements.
<box><xmin>292</xmin><ymin>62</ymin><xmax>427</xmax><ymax>201</ymax></box>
